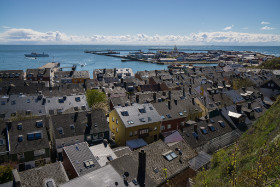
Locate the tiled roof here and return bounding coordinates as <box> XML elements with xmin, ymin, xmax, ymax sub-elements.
<box><xmin>63</xmin><ymin>142</ymin><xmax>101</xmax><ymax>176</ymax></box>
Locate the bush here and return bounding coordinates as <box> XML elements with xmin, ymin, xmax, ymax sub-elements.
<box><xmin>0</xmin><ymin>165</ymin><xmax>13</xmax><ymax>184</ymax></box>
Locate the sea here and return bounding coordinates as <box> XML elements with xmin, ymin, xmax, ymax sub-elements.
<box><xmin>0</xmin><ymin>45</ymin><xmax>279</xmax><ymax>78</ymax></box>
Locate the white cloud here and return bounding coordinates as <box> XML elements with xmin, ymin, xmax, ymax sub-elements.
<box><xmin>261</xmin><ymin>26</ymin><xmax>274</xmax><ymax>30</ymax></box>
<box><xmin>261</xmin><ymin>21</ymin><xmax>270</xmax><ymax>25</ymax></box>
<box><xmin>0</xmin><ymin>28</ymin><xmax>280</xmax><ymax>45</ymax></box>
<box><xmin>2</xmin><ymin>25</ymin><xmax>11</xmax><ymax>29</ymax></box>
<box><xmin>224</xmin><ymin>25</ymin><xmax>234</xmax><ymax>31</ymax></box>
<box><xmin>241</xmin><ymin>27</ymin><xmax>248</xmax><ymax>30</ymax></box>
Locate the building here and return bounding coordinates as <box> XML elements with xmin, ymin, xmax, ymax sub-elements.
<box><xmin>109</xmin><ymin>103</ymin><xmax>162</xmax><ymax>146</ymax></box>
<box><xmin>0</xmin><ymin>70</ymin><xmax>24</xmax><ymax>80</ymax></box>
<box><xmin>5</xmin><ymin>117</ymin><xmax>51</xmax><ymax>171</ymax></box>
<box><xmin>62</xmin><ymin>142</ymin><xmax>101</xmax><ymax>179</ymax></box>
<box><xmin>12</xmin><ymin>162</ymin><xmax>69</xmax><ymax>187</ymax></box>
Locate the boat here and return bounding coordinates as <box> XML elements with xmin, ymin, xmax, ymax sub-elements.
<box><xmin>25</xmin><ymin>52</ymin><xmax>49</xmax><ymax>57</ymax></box>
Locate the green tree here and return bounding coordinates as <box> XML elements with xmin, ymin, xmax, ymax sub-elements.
<box><xmin>0</xmin><ymin>165</ymin><xmax>13</xmax><ymax>184</ymax></box>
<box><xmin>86</xmin><ymin>89</ymin><xmax>107</xmax><ymax>108</ymax></box>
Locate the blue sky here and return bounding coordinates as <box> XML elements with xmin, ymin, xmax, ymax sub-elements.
<box><xmin>0</xmin><ymin>0</ymin><xmax>280</xmax><ymax>45</ymax></box>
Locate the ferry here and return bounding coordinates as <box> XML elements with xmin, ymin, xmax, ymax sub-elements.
<box><xmin>25</xmin><ymin>52</ymin><xmax>49</xmax><ymax>57</ymax></box>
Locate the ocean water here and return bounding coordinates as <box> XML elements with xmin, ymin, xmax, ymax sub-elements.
<box><xmin>0</xmin><ymin>45</ymin><xmax>279</xmax><ymax>78</ymax></box>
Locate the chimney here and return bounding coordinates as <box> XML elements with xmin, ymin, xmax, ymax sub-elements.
<box><xmin>144</xmin><ymin>80</ymin><xmax>147</xmax><ymax>85</ymax></box>
<box><xmin>168</xmin><ymin>100</ymin><xmax>171</xmax><ymax>110</ymax></box>
<box><xmin>121</xmin><ymin>78</ymin><xmax>124</xmax><ymax>84</ymax></box>
<box><xmin>153</xmin><ymin>93</ymin><xmax>157</xmax><ymax>102</ymax></box>
<box><xmin>137</xmin><ymin>150</ymin><xmax>146</xmax><ymax>187</ymax></box>
<box><xmin>189</xmin><ymin>87</ymin><xmax>192</xmax><ymax>94</ymax></box>
<box><xmin>194</xmin><ymin>124</ymin><xmax>198</xmax><ymax>132</ymax></box>
<box><xmin>114</xmin><ymin>68</ymin><xmax>116</xmax><ymax>77</ymax></box>
<box><xmin>174</xmin><ymin>99</ymin><xmax>177</xmax><ymax>105</ymax></box>
<box><xmin>222</xmin><ymin>80</ymin><xmax>225</xmax><ymax>87</ymax></box>
<box><xmin>168</xmin><ymin>91</ymin><xmax>171</xmax><ymax>100</ymax></box>
<box><xmin>236</xmin><ymin>104</ymin><xmax>242</xmax><ymax>113</ymax></box>
<box><xmin>242</xmin><ymin>87</ymin><xmax>246</xmax><ymax>92</ymax></box>
<box><xmin>192</xmin><ymin>77</ymin><xmax>194</xmax><ymax>84</ymax></box>
<box><xmin>74</xmin><ymin>112</ymin><xmax>78</xmax><ymax>122</ymax></box>
<box><xmin>87</xmin><ymin>112</ymin><xmax>92</xmax><ymax>127</ymax></box>
<box><xmin>183</xmin><ymin>87</ymin><xmax>186</xmax><ymax>97</ymax></box>
<box><xmin>248</xmin><ymin>102</ymin><xmax>251</xmax><ymax>109</ymax></box>
<box><xmin>192</xmin><ymin>97</ymin><xmax>195</xmax><ymax>105</ymax></box>
<box><xmin>103</xmin><ymin>68</ymin><xmax>106</xmax><ymax>74</ymax></box>
<box><xmin>136</xmin><ymin>95</ymin><xmax>139</xmax><ymax>103</ymax></box>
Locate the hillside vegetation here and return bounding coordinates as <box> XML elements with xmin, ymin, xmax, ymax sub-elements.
<box><xmin>194</xmin><ymin>96</ymin><xmax>280</xmax><ymax>186</ymax></box>
<box><xmin>259</xmin><ymin>57</ymin><xmax>280</xmax><ymax>70</ymax></box>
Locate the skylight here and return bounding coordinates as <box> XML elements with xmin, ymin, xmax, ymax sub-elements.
<box><xmin>218</xmin><ymin>121</ymin><xmax>225</xmax><ymax>128</ymax></box>
<box><xmin>139</xmin><ymin>118</ymin><xmax>146</xmax><ymax>122</ymax></box>
<box><xmin>17</xmin><ymin>123</ymin><xmax>22</xmax><ymax>130</ymax></box>
<box><xmin>139</xmin><ymin>108</ymin><xmax>146</xmax><ymax>113</ymax></box>
<box><xmin>192</xmin><ymin>132</ymin><xmax>198</xmax><ymax>139</ymax></box>
<box><xmin>127</xmin><ymin>120</ymin><xmax>134</xmax><ymax>125</ymax></box>
<box><xmin>208</xmin><ymin>124</ymin><xmax>215</xmax><ymax>132</ymax></box>
<box><xmin>121</xmin><ymin>110</ymin><xmax>129</xmax><ymax>116</ymax></box>
<box><xmin>36</xmin><ymin>120</ymin><xmax>43</xmax><ymax>128</ymax></box>
<box><xmin>18</xmin><ymin>135</ymin><xmax>23</xmax><ymax>142</ymax></box>
<box><xmin>210</xmin><ymin>119</ymin><xmax>215</xmax><ymax>123</ymax></box>
<box><xmin>201</xmin><ymin>127</ymin><xmax>208</xmax><ymax>134</ymax></box>
<box><xmin>179</xmin><ymin>112</ymin><xmax>183</xmax><ymax>116</ymax></box>
<box><xmin>166</xmin><ymin>114</ymin><xmax>172</xmax><ymax>118</ymax></box>
<box><xmin>163</xmin><ymin>151</ymin><xmax>178</xmax><ymax>161</ymax></box>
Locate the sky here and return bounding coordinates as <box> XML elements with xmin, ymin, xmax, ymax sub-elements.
<box><xmin>0</xmin><ymin>0</ymin><xmax>280</xmax><ymax>45</ymax></box>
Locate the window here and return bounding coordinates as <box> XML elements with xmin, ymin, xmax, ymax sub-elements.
<box><xmin>112</xmin><ymin>125</ymin><xmax>115</xmax><ymax>130</ymax></box>
<box><xmin>86</xmin><ymin>135</ymin><xmax>91</xmax><ymax>140</ymax></box>
<box><xmin>161</xmin><ymin>116</ymin><xmax>166</xmax><ymax>119</ymax></box>
<box><xmin>192</xmin><ymin>132</ymin><xmax>198</xmax><ymax>139</ymax></box>
<box><xmin>254</xmin><ymin>107</ymin><xmax>263</xmax><ymax>113</ymax></box>
<box><xmin>129</xmin><ymin>132</ymin><xmax>133</xmax><ymax>137</ymax></box>
<box><xmin>138</xmin><ymin>108</ymin><xmax>146</xmax><ymax>113</ymax></box>
<box><xmin>149</xmin><ymin>106</ymin><xmax>153</xmax><ymax>110</ymax></box>
<box><xmin>99</xmin><ymin>133</ymin><xmax>104</xmax><ymax>139</ymax></box>
<box><xmin>218</xmin><ymin>121</ymin><xmax>225</xmax><ymax>128</ymax></box>
<box><xmin>116</xmin><ymin>119</ymin><xmax>118</xmax><ymax>124</ymax></box>
<box><xmin>18</xmin><ymin>135</ymin><xmax>23</xmax><ymax>142</ymax></box>
<box><xmin>36</xmin><ymin>120</ymin><xmax>43</xmax><ymax>128</ymax></box>
<box><xmin>163</xmin><ymin>151</ymin><xmax>177</xmax><ymax>161</ymax></box>
<box><xmin>70</xmin><ymin>124</ymin><xmax>75</xmax><ymax>129</ymax></box>
<box><xmin>148</xmin><ymin>117</ymin><xmax>152</xmax><ymax>122</ymax></box>
<box><xmin>167</xmin><ymin>124</ymin><xmax>171</xmax><ymax>129</ymax></box>
<box><xmin>58</xmin><ymin>128</ymin><xmax>64</xmax><ymax>135</ymax></box>
<box><xmin>1</xmin><ymin>101</ymin><xmax>5</xmax><ymax>105</ymax></box>
<box><xmin>34</xmin><ymin>133</ymin><xmax>42</xmax><ymax>139</ymax></box>
<box><xmin>121</xmin><ymin>111</ymin><xmax>129</xmax><ymax>116</ymax></box>
<box><xmin>93</xmin><ymin>134</ymin><xmax>98</xmax><ymax>140</ymax></box>
<box><xmin>75</xmin><ymin>97</ymin><xmax>81</xmax><ymax>102</ymax></box>
<box><xmin>17</xmin><ymin>123</ymin><xmax>23</xmax><ymax>130</ymax></box>
<box><xmin>11</xmin><ymin>101</ymin><xmax>16</xmax><ymax>105</ymax></box>
<box><xmin>154</xmin><ymin>126</ymin><xmax>157</xmax><ymax>131</ymax></box>
<box><xmin>201</xmin><ymin>127</ymin><xmax>208</xmax><ymax>134</ymax></box>
<box><xmin>161</xmin><ymin>126</ymin><xmax>165</xmax><ymax>130</ymax></box>
<box><xmin>134</xmin><ymin>131</ymin><xmax>138</xmax><ymax>135</ymax></box>
<box><xmin>27</xmin><ymin>133</ymin><xmax>35</xmax><ymax>140</ymax></box>
<box><xmin>208</xmin><ymin>124</ymin><xmax>215</xmax><ymax>132</ymax></box>
<box><xmin>112</xmin><ymin>117</ymin><xmax>114</xmax><ymax>122</ymax></box>
<box><xmin>140</xmin><ymin>118</ymin><xmax>146</xmax><ymax>122</ymax></box>
<box><xmin>58</xmin><ymin>98</ymin><xmax>64</xmax><ymax>103</ymax></box>
<box><xmin>27</xmin><ymin>99</ymin><xmax>30</xmax><ymax>103</ymax></box>
<box><xmin>0</xmin><ymin>139</ymin><xmax>4</xmax><ymax>145</ymax></box>
<box><xmin>139</xmin><ymin>129</ymin><xmax>149</xmax><ymax>135</ymax></box>
<box><xmin>127</xmin><ymin>120</ymin><xmax>134</xmax><ymax>125</ymax></box>
<box><xmin>179</xmin><ymin>112</ymin><xmax>183</xmax><ymax>116</ymax></box>
<box><xmin>166</xmin><ymin>114</ymin><xmax>172</xmax><ymax>118</ymax></box>
<box><xmin>116</xmin><ymin>128</ymin><xmax>118</xmax><ymax>133</ymax></box>
<box><xmin>210</xmin><ymin>119</ymin><xmax>215</xmax><ymax>123</ymax></box>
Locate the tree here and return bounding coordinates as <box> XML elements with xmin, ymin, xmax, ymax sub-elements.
<box><xmin>86</xmin><ymin>89</ymin><xmax>107</xmax><ymax>108</ymax></box>
<box><xmin>0</xmin><ymin>165</ymin><xmax>13</xmax><ymax>184</ymax></box>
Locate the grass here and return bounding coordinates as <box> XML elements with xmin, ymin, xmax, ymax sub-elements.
<box><xmin>194</xmin><ymin>96</ymin><xmax>280</xmax><ymax>186</ymax></box>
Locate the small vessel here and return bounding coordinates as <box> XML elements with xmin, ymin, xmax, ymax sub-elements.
<box><xmin>25</xmin><ymin>52</ymin><xmax>49</xmax><ymax>57</ymax></box>
<box><xmin>80</xmin><ymin>63</ymin><xmax>87</xmax><ymax>67</ymax></box>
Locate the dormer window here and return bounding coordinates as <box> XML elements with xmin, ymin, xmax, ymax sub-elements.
<box><xmin>36</xmin><ymin>120</ymin><xmax>43</xmax><ymax>128</ymax></box>
<box><xmin>17</xmin><ymin>123</ymin><xmax>23</xmax><ymax>130</ymax></box>
<box><xmin>140</xmin><ymin>118</ymin><xmax>146</xmax><ymax>122</ymax></box>
<box><xmin>138</xmin><ymin>108</ymin><xmax>146</xmax><ymax>113</ymax></box>
<box><xmin>70</xmin><ymin>124</ymin><xmax>75</xmax><ymax>130</ymax></box>
<box><xmin>18</xmin><ymin>135</ymin><xmax>23</xmax><ymax>142</ymax></box>
<box><xmin>57</xmin><ymin>127</ymin><xmax>64</xmax><ymax>135</ymax></box>
<box><xmin>179</xmin><ymin>112</ymin><xmax>183</xmax><ymax>116</ymax></box>
<box><xmin>208</xmin><ymin>124</ymin><xmax>215</xmax><ymax>132</ymax></box>
<box><xmin>75</xmin><ymin>97</ymin><xmax>81</xmax><ymax>102</ymax></box>
<box><xmin>163</xmin><ymin>151</ymin><xmax>178</xmax><ymax>161</ymax></box>
<box><xmin>192</xmin><ymin>132</ymin><xmax>198</xmax><ymax>139</ymax></box>
<box><xmin>166</xmin><ymin>114</ymin><xmax>172</xmax><ymax>118</ymax></box>
<box><xmin>121</xmin><ymin>111</ymin><xmax>129</xmax><ymax>116</ymax></box>
<box><xmin>218</xmin><ymin>121</ymin><xmax>225</xmax><ymax>128</ymax></box>
<box><xmin>200</xmin><ymin>127</ymin><xmax>208</xmax><ymax>134</ymax></box>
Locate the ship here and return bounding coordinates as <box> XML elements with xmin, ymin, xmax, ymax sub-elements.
<box><xmin>25</xmin><ymin>52</ymin><xmax>49</xmax><ymax>57</ymax></box>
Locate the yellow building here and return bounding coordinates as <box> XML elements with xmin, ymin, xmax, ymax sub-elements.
<box><xmin>109</xmin><ymin>103</ymin><xmax>162</xmax><ymax>147</ymax></box>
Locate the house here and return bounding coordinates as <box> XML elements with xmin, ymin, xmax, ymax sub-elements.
<box><xmin>260</xmin><ymin>77</ymin><xmax>280</xmax><ymax>98</ymax></box>
<box><xmin>60</xmin><ymin>164</ymin><xmax>126</xmax><ymax>187</ymax></box>
<box><xmin>26</xmin><ymin>68</ymin><xmax>52</xmax><ymax>86</ymax></box>
<box><xmin>0</xmin><ymin>122</ymin><xmax>9</xmax><ymax>164</ymax></box>
<box><xmin>49</xmin><ymin>110</ymin><xmax>109</xmax><ymax>160</ymax></box>
<box><xmin>0</xmin><ymin>70</ymin><xmax>24</xmax><ymax>80</ymax></box>
<box><xmin>62</xmin><ymin>142</ymin><xmax>101</xmax><ymax>179</ymax></box>
<box><xmin>12</xmin><ymin>162</ymin><xmax>69</xmax><ymax>187</ymax></box>
<box><xmin>72</xmin><ymin>71</ymin><xmax>90</xmax><ymax>83</ymax></box>
<box><xmin>5</xmin><ymin>117</ymin><xmax>51</xmax><ymax>171</ymax></box>
<box><xmin>110</xmin><ymin>140</ymin><xmax>197</xmax><ymax>187</ymax></box>
<box><xmin>109</xmin><ymin>103</ymin><xmax>162</xmax><ymax>146</ymax></box>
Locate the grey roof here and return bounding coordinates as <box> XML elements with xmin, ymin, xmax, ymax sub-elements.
<box><xmin>14</xmin><ymin>162</ymin><xmax>69</xmax><ymax>187</ymax></box>
<box><xmin>110</xmin><ymin>140</ymin><xmax>197</xmax><ymax>186</ymax></box>
<box><xmin>89</xmin><ymin>143</ymin><xmax>117</xmax><ymax>167</ymax></box>
<box><xmin>45</xmin><ymin>94</ymin><xmax>89</xmax><ymax>115</ymax></box>
<box><xmin>0</xmin><ymin>94</ymin><xmax>47</xmax><ymax>119</ymax></box>
<box><xmin>6</xmin><ymin>117</ymin><xmax>50</xmax><ymax>155</ymax></box>
<box><xmin>63</xmin><ymin>142</ymin><xmax>101</xmax><ymax>176</ymax></box>
<box><xmin>60</xmin><ymin>164</ymin><xmax>127</xmax><ymax>187</ymax></box>
<box><xmin>225</xmin><ymin>90</ymin><xmax>246</xmax><ymax>104</ymax></box>
<box><xmin>0</xmin><ymin>123</ymin><xmax>8</xmax><ymax>154</ymax></box>
<box><xmin>112</xmin><ymin>146</ymin><xmax>132</xmax><ymax>158</ymax></box>
<box><xmin>115</xmin><ymin>103</ymin><xmax>162</xmax><ymax>128</ymax></box>
<box><xmin>188</xmin><ymin>151</ymin><xmax>212</xmax><ymax>171</ymax></box>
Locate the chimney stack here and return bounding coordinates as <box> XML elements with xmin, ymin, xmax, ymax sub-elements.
<box><xmin>114</xmin><ymin>68</ymin><xmax>116</xmax><ymax>77</ymax></box>
<box><xmin>189</xmin><ymin>87</ymin><xmax>192</xmax><ymax>94</ymax></box>
<box><xmin>168</xmin><ymin>100</ymin><xmax>171</xmax><ymax>110</ymax></box>
<box><xmin>137</xmin><ymin>150</ymin><xmax>146</xmax><ymax>187</ymax></box>
<box><xmin>136</xmin><ymin>95</ymin><xmax>139</xmax><ymax>103</ymax></box>
<box><xmin>87</xmin><ymin>112</ymin><xmax>92</xmax><ymax>126</ymax></box>
<box><xmin>168</xmin><ymin>91</ymin><xmax>171</xmax><ymax>100</ymax></box>
<box><xmin>236</xmin><ymin>104</ymin><xmax>242</xmax><ymax>113</ymax></box>
<box><xmin>194</xmin><ymin>123</ymin><xmax>198</xmax><ymax>132</ymax></box>
<box><xmin>174</xmin><ymin>99</ymin><xmax>177</xmax><ymax>105</ymax></box>
<box><xmin>248</xmin><ymin>102</ymin><xmax>251</xmax><ymax>109</ymax></box>
<box><xmin>192</xmin><ymin>97</ymin><xmax>195</xmax><ymax>105</ymax></box>
<box><xmin>74</xmin><ymin>112</ymin><xmax>78</xmax><ymax>122</ymax></box>
<box><xmin>222</xmin><ymin>80</ymin><xmax>225</xmax><ymax>87</ymax></box>
<box><xmin>153</xmin><ymin>93</ymin><xmax>157</xmax><ymax>102</ymax></box>
<box><xmin>183</xmin><ymin>87</ymin><xmax>186</xmax><ymax>97</ymax></box>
